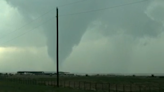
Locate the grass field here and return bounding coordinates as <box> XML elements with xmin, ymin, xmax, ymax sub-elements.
<box><xmin>1</xmin><ymin>75</ymin><xmax>164</xmax><ymax>92</ymax></box>
<box><xmin>0</xmin><ymin>79</ymin><xmax>94</xmax><ymax>92</ymax></box>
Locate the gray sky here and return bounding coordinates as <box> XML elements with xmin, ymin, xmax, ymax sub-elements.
<box><xmin>0</xmin><ymin>0</ymin><xmax>164</xmax><ymax>74</ymax></box>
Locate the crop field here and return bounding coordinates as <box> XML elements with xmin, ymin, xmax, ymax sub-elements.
<box><xmin>1</xmin><ymin>75</ymin><xmax>164</xmax><ymax>92</ymax></box>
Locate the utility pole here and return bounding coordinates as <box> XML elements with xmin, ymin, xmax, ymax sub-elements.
<box><xmin>56</xmin><ymin>7</ymin><xmax>59</xmax><ymax>87</ymax></box>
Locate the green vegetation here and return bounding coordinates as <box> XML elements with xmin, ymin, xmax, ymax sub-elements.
<box><xmin>6</xmin><ymin>75</ymin><xmax>164</xmax><ymax>84</ymax></box>
<box><xmin>1</xmin><ymin>76</ymin><xmax>164</xmax><ymax>92</ymax></box>
<box><xmin>0</xmin><ymin>80</ymin><xmax>93</xmax><ymax>92</ymax></box>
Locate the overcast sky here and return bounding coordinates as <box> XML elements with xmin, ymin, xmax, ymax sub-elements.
<box><xmin>0</xmin><ymin>0</ymin><xmax>164</xmax><ymax>74</ymax></box>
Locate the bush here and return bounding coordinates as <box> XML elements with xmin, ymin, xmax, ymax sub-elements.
<box><xmin>151</xmin><ymin>74</ymin><xmax>155</xmax><ymax>77</ymax></box>
<box><xmin>85</xmin><ymin>74</ymin><xmax>89</xmax><ymax>77</ymax></box>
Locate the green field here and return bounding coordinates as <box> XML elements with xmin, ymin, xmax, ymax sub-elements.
<box><xmin>11</xmin><ymin>75</ymin><xmax>164</xmax><ymax>84</ymax></box>
<box><xmin>0</xmin><ymin>79</ymin><xmax>93</xmax><ymax>92</ymax></box>
<box><xmin>1</xmin><ymin>75</ymin><xmax>164</xmax><ymax>92</ymax></box>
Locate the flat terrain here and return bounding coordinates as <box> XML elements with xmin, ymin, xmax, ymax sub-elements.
<box><xmin>1</xmin><ymin>75</ymin><xmax>164</xmax><ymax>92</ymax></box>
<box><xmin>0</xmin><ymin>78</ymin><xmax>93</xmax><ymax>92</ymax></box>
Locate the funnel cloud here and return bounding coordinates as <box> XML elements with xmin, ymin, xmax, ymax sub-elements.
<box><xmin>0</xmin><ymin>0</ymin><xmax>164</xmax><ymax>74</ymax></box>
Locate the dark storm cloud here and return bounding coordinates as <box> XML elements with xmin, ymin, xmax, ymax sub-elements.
<box><xmin>6</xmin><ymin>0</ymin><xmax>162</xmax><ymax>66</ymax></box>
<box><xmin>6</xmin><ymin>0</ymin><xmax>99</xmax><ymax>64</ymax></box>
<box><xmin>96</xmin><ymin>0</ymin><xmax>162</xmax><ymax>38</ymax></box>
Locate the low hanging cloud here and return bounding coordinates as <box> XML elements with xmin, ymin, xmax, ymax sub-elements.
<box><xmin>62</xmin><ymin>0</ymin><xmax>164</xmax><ymax>74</ymax></box>
<box><xmin>0</xmin><ymin>47</ymin><xmax>55</xmax><ymax>72</ymax></box>
<box><xmin>145</xmin><ymin>0</ymin><xmax>164</xmax><ymax>24</ymax></box>
<box><xmin>0</xmin><ymin>0</ymin><xmax>50</xmax><ymax>72</ymax></box>
<box><xmin>0</xmin><ymin>0</ymin><xmax>46</xmax><ymax>47</ymax></box>
<box><xmin>6</xmin><ymin>0</ymin><xmax>98</xmax><ymax>64</ymax></box>
<box><xmin>62</xmin><ymin>22</ymin><xmax>135</xmax><ymax>74</ymax></box>
<box><xmin>62</xmin><ymin>19</ymin><xmax>164</xmax><ymax>74</ymax></box>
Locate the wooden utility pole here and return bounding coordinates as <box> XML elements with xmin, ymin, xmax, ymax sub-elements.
<box><xmin>56</xmin><ymin>7</ymin><xmax>59</xmax><ymax>87</ymax></box>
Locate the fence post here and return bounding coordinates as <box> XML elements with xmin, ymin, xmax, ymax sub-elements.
<box><xmin>130</xmin><ymin>84</ymin><xmax>132</xmax><ymax>92</ymax></box>
<box><xmin>65</xmin><ymin>81</ymin><xmax>67</xmax><ymax>87</ymax></box>
<box><xmin>26</xmin><ymin>79</ymin><xmax>27</xmax><ymax>84</ymax></box>
<box><xmin>32</xmin><ymin>80</ymin><xmax>33</xmax><ymax>84</ymax></box>
<box><xmin>90</xmin><ymin>82</ymin><xmax>91</xmax><ymax>90</ymax></box>
<box><xmin>39</xmin><ymin>80</ymin><xmax>41</xmax><ymax>85</ymax></box>
<box><xmin>73</xmin><ymin>81</ymin><xmax>75</xmax><ymax>88</ymax></box>
<box><xmin>53</xmin><ymin>80</ymin><xmax>54</xmax><ymax>86</ymax></box>
<box><xmin>51</xmin><ymin>80</ymin><xmax>52</xmax><ymax>86</ymax></box>
<box><xmin>70</xmin><ymin>81</ymin><xmax>72</xmax><ymax>88</ymax></box>
<box><xmin>122</xmin><ymin>84</ymin><xmax>125</xmax><ymax>92</ymax></box>
<box><xmin>71</xmin><ymin>81</ymin><xmax>72</xmax><ymax>88</ymax></box>
<box><xmin>108</xmin><ymin>83</ymin><xmax>110</xmax><ymax>92</ymax></box>
<box><xmin>58</xmin><ymin>80</ymin><xmax>60</xmax><ymax>87</ymax></box>
<box><xmin>159</xmin><ymin>83</ymin><xmax>161</xmax><ymax>92</ymax></box>
<box><xmin>60</xmin><ymin>80</ymin><xmax>62</xmax><ymax>86</ymax></box>
<box><xmin>53</xmin><ymin>81</ymin><xmax>55</xmax><ymax>86</ymax></box>
<box><xmin>69</xmin><ymin>81</ymin><xmax>70</xmax><ymax>87</ymax></box>
<box><xmin>149</xmin><ymin>85</ymin><xmax>151</xmax><ymax>92</ymax></box>
<box><xmin>63</xmin><ymin>80</ymin><xmax>65</xmax><ymax>87</ymax></box>
<box><xmin>95</xmin><ymin>83</ymin><xmax>97</xmax><ymax>91</ymax></box>
<box><xmin>50</xmin><ymin>81</ymin><xmax>51</xmax><ymax>86</ymax></box>
<box><xmin>116</xmin><ymin>84</ymin><xmax>118</xmax><ymax>92</ymax></box>
<box><xmin>79</xmin><ymin>81</ymin><xmax>80</xmax><ymax>89</ymax></box>
<box><xmin>139</xmin><ymin>85</ymin><xmax>141</xmax><ymax>92</ymax></box>
<box><xmin>62</xmin><ymin>81</ymin><xmax>64</xmax><ymax>87</ymax></box>
<box><xmin>84</xmin><ymin>82</ymin><xmax>86</xmax><ymax>90</ymax></box>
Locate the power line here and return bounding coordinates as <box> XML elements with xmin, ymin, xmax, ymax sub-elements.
<box><xmin>0</xmin><ymin>0</ymin><xmax>86</xmax><ymax>40</ymax></box>
<box><xmin>0</xmin><ymin>16</ymin><xmax>56</xmax><ymax>45</ymax></box>
<box><xmin>0</xmin><ymin>0</ymin><xmax>149</xmax><ymax>45</ymax></box>
<box><xmin>58</xmin><ymin>0</ymin><xmax>87</xmax><ymax>7</ymax></box>
<box><xmin>0</xmin><ymin>12</ymin><xmax>53</xmax><ymax>40</ymax></box>
<box><xmin>59</xmin><ymin>0</ymin><xmax>149</xmax><ymax>17</ymax></box>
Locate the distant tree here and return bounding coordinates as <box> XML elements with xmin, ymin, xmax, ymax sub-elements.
<box><xmin>151</xmin><ymin>74</ymin><xmax>155</xmax><ymax>77</ymax></box>
<box><xmin>9</xmin><ymin>73</ymin><xmax>13</xmax><ymax>76</ymax></box>
<box><xmin>133</xmin><ymin>75</ymin><xmax>135</xmax><ymax>77</ymax></box>
<box><xmin>85</xmin><ymin>74</ymin><xmax>89</xmax><ymax>77</ymax></box>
